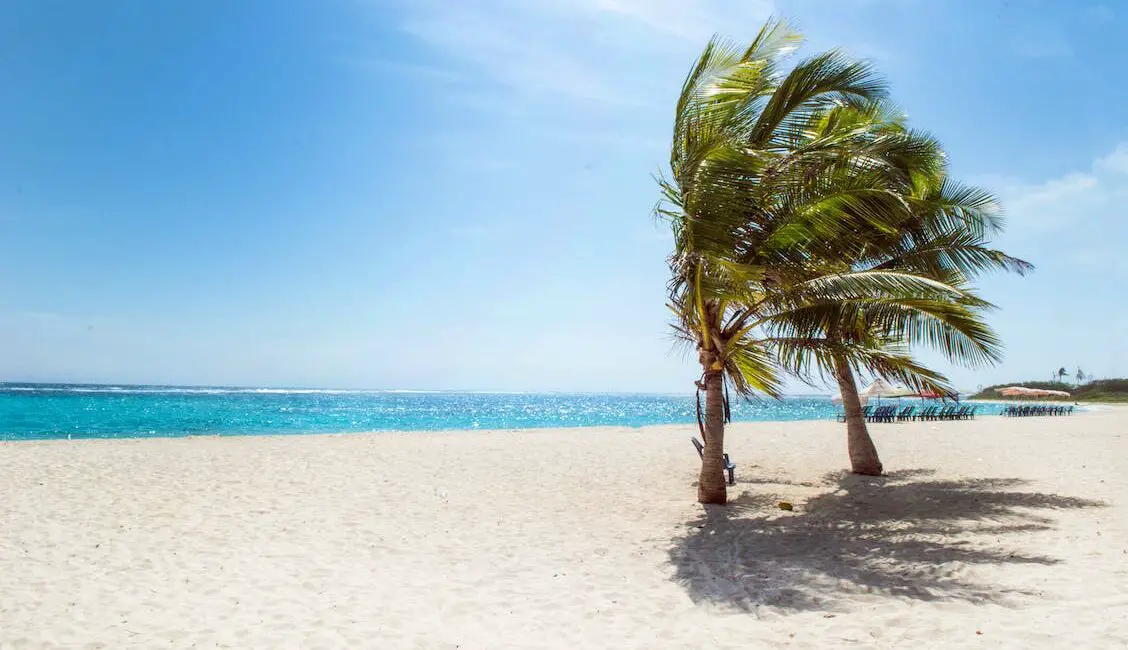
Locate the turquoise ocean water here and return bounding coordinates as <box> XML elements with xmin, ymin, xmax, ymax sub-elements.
<box><xmin>0</xmin><ymin>383</ymin><xmax>1008</xmax><ymax>441</ymax></box>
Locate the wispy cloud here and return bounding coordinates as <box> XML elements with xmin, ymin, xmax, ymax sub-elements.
<box><xmin>387</xmin><ymin>0</ymin><xmax>774</xmax><ymax>107</ymax></box>
<box><xmin>574</xmin><ymin>0</ymin><xmax>770</xmax><ymax>40</ymax></box>
<box><xmin>376</xmin><ymin>0</ymin><xmax>774</xmax><ymax>176</ymax></box>
<box><xmin>1094</xmin><ymin>142</ymin><xmax>1128</xmax><ymax>174</ymax></box>
<box><xmin>1064</xmin><ymin>247</ymin><xmax>1128</xmax><ymax>273</ymax></box>
<box><xmin>987</xmin><ymin>142</ymin><xmax>1128</xmax><ymax>276</ymax></box>
<box><xmin>993</xmin><ymin>143</ymin><xmax>1128</xmax><ymax>234</ymax></box>
<box><xmin>999</xmin><ymin>173</ymin><xmax>1099</xmax><ymax>232</ymax></box>
<box><xmin>400</xmin><ymin>3</ymin><xmax>618</xmax><ymax>104</ymax></box>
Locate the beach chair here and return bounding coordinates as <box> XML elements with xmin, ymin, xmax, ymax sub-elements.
<box><xmin>896</xmin><ymin>406</ymin><xmax>915</xmax><ymax>421</ymax></box>
<box><xmin>875</xmin><ymin>406</ymin><xmax>897</xmax><ymax>422</ymax></box>
<box><xmin>691</xmin><ymin>437</ymin><xmax>735</xmax><ymax>486</ymax></box>
<box><xmin>839</xmin><ymin>405</ymin><xmax>872</xmax><ymax>422</ymax></box>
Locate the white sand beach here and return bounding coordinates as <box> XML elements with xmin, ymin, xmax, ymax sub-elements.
<box><xmin>2</xmin><ymin>410</ymin><xmax>1126</xmax><ymax>649</ymax></box>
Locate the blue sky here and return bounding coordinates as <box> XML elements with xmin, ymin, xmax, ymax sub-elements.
<box><xmin>0</xmin><ymin>0</ymin><xmax>1125</xmax><ymax>392</ymax></box>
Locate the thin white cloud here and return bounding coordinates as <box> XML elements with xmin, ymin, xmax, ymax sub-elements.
<box><xmin>577</xmin><ymin>0</ymin><xmax>771</xmax><ymax>41</ymax></box>
<box><xmin>380</xmin><ymin>0</ymin><xmax>776</xmax><ymax>175</ymax></box>
<box><xmin>1000</xmin><ymin>173</ymin><xmax>1099</xmax><ymax>232</ymax></box>
<box><xmin>985</xmin><ymin>142</ymin><xmax>1128</xmax><ymax>286</ymax></box>
<box><xmin>1094</xmin><ymin>143</ymin><xmax>1128</xmax><ymax>175</ymax></box>
<box><xmin>388</xmin><ymin>0</ymin><xmax>774</xmax><ymax>106</ymax></box>
<box><xmin>1064</xmin><ymin>247</ymin><xmax>1128</xmax><ymax>273</ymax></box>
<box><xmin>400</xmin><ymin>3</ymin><xmax>617</xmax><ymax>104</ymax></box>
<box><xmin>991</xmin><ymin>142</ymin><xmax>1128</xmax><ymax>235</ymax></box>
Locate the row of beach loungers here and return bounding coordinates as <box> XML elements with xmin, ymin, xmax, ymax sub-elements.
<box><xmin>837</xmin><ymin>404</ymin><xmax>978</xmax><ymax>423</ymax></box>
<box><xmin>1003</xmin><ymin>405</ymin><xmax>1074</xmax><ymax>417</ymax></box>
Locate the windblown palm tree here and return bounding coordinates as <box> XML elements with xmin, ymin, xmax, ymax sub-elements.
<box><xmin>661</xmin><ymin>20</ymin><xmax>1032</xmax><ymax>500</ymax></box>
<box><xmin>768</xmin><ymin>169</ymin><xmax>1033</xmax><ymax>474</ymax></box>
<box><xmin>662</xmin><ymin>19</ymin><xmax>875</xmax><ymax>503</ymax></box>
<box><xmin>660</xmin><ymin>20</ymin><xmax>943</xmax><ymax>503</ymax></box>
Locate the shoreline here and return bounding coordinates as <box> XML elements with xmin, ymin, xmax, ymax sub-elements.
<box><xmin>2</xmin><ymin>406</ymin><xmax>1040</xmax><ymax>444</ymax></box>
<box><xmin>0</xmin><ymin>387</ymin><xmax>1017</xmax><ymax>442</ymax></box>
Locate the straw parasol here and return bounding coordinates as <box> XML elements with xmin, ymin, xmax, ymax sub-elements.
<box><xmin>860</xmin><ymin>379</ymin><xmax>916</xmax><ymax>399</ymax></box>
<box><xmin>832</xmin><ymin>378</ymin><xmax>918</xmax><ymax>405</ymax></box>
<box><xmin>996</xmin><ymin>386</ymin><xmax>1071</xmax><ymax>399</ymax></box>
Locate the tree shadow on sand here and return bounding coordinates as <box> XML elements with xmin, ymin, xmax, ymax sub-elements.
<box><xmin>669</xmin><ymin>469</ymin><xmax>1105</xmax><ymax>613</ymax></box>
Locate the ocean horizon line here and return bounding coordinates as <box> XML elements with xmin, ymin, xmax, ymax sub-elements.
<box><xmin>0</xmin><ymin>381</ymin><xmax>836</xmax><ymax>398</ymax></box>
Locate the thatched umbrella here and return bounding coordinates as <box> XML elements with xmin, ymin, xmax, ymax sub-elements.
<box><xmin>996</xmin><ymin>386</ymin><xmax>1037</xmax><ymax>397</ymax></box>
<box><xmin>996</xmin><ymin>386</ymin><xmax>1070</xmax><ymax>399</ymax></box>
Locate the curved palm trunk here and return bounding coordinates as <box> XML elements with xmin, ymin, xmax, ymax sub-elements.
<box><xmin>697</xmin><ymin>370</ymin><xmax>728</xmax><ymax>504</ymax></box>
<box><xmin>833</xmin><ymin>355</ymin><xmax>883</xmax><ymax>476</ymax></box>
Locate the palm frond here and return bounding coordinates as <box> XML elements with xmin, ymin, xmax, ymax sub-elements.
<box><xmin>748</xmin><ymin>49</ymin><xmax>887</xmax><ymax>147</ymax></box>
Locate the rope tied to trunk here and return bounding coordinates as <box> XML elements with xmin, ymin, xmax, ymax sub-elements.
<box><xmin>723</xmin><ymin>379</ymin><xmax>732</xmax><ymax>424</ymax></box>
<box><xmin>694</xmin><ymin>376</ymin><xmax>706</xmax><ymax>441</ymax></box>
<box><xmin>695</xmin><ymin>370</ymin><xmax>731</xmax><ymax>443</ymax></box>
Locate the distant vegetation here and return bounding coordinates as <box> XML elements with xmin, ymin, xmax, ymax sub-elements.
<box><xmin>970</xmin><ymin>379</ymin><xmax>1128</xmax><ymax>403</ymax></box>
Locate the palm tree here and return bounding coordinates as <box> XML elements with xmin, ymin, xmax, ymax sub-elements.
<box><xmin>662</xmin><ymin>19</ymin><xmax>1031</xmax><ymax>499</ymax></box>
<box><xmin>805</xmin><ymin>168</ymin><xmax>1031</xmax><ymax>475</ymax></box>
<box><xmin>749</xmin><ymin>268</ymin><xmax>1014</xmax><ymax>475</ymax></box>
<box><xmin>726</xmin><ymin>103</ymin><xmax>1028</xmax><ymax>475</ymax></box>
<box><xmin>1057</xmin><ymin>367</ymin><xmax>1070</xmax><ymax>384</ymax></box>
<box><xmin>661</xmin><ymin>19</ymin><xmax>901</xmax><ymax>503</ymax></box>
<box><xmin>701</xmin><ymin>98</ymin><xmax>1031</xmax><ymax>476</ymax></box>
<box><xmin>1076</xmin><ymin>367</ymin><xmax>1086</xmax><ymax>385</ymax></box>
<box><xmin>660</xmin><ymin>19</ymin><xmax>976</xmax><ymax>499</ymax></box>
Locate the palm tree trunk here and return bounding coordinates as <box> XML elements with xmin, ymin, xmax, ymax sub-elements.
<box><xmin>697</xmin><ymin>370</ymin><xmax>728</xmax><ymax>504</ymax></box>
<box><xmin>833</xmin><ymin>355</ymin><xmax>883</xmax><ymax>476</ymax></box>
